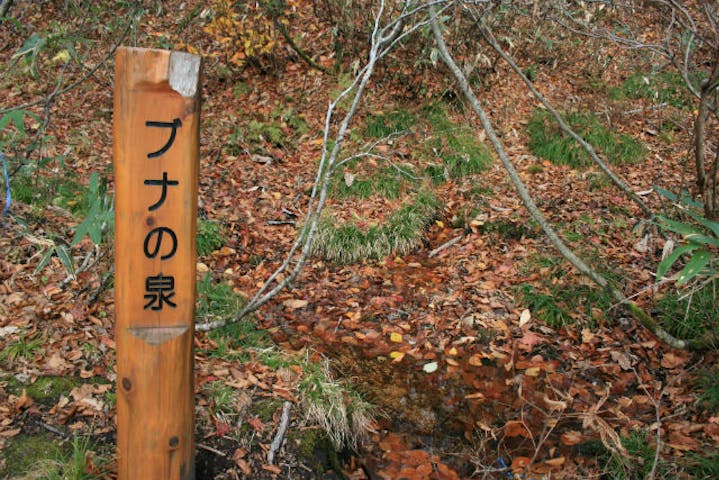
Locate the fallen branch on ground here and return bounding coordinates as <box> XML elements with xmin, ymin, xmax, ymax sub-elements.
<box><xmin>267</xmin><ymin>401</ymin><xmax>293</xmax><ymax>465</ymax></box>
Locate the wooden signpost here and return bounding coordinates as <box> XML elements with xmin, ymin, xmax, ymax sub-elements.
<box><xmin>114</xmin><ymin>47</ymin><xmax>201</xmax><ymax>480</ymax></box>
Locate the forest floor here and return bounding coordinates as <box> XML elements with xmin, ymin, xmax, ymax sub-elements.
<box><xmin>1</xmin><ymin>1</ymin><xmax>718</xmax><ymax>479</ymax></box>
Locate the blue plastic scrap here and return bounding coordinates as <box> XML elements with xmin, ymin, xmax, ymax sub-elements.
<box><xmin>497</xmin><ymin>456</ymin><xmax>514</xmax><ymax>478</ymax></box>
<box><xmin>1</xmin><ymin>151</ymin><xmax>10</xmax><ymax>216</ymax></box>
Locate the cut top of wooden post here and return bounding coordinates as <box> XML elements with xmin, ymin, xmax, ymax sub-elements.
<box><xmin>116</xmin><ymin>47</ymin><xmax>201</xmax><ymax>98</ymax></box>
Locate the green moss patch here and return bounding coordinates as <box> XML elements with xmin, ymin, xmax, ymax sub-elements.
<box><xmin>0</xmin><ymin>433</ymin><xmax>65</xmax><ymax>477</ymax></box>
<box><xmin>7</xmin><ymin>375</ymin><xmax>83</xmax><ymax>406</ymax></box>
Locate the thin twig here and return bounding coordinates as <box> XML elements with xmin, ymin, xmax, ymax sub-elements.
<box><xmin>267</xmin><ymin>401</ymin><xmax>293</xmax><ymax>465</ymax></box>
<box><xmin>0</xmin><ymin>8</ymin><xmax>137</xmax><ymax>116</ymax></box>
<box><xmin>197</xmin><ymin>443</ymin><xmax>227</xmax><ymax>457</ymax></box>
<box><xmin>632</xmin><ymin>367</ymin><xmax>664</xmax><ymax>480</ymax></box>
<box><xmin>428</xmin><ymin>234</ymin><xmax>462</xmax><ymax>258</ymax></box>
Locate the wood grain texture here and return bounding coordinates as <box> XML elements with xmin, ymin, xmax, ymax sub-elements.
<box><xmin>114</xmin><ymin>46</ymin><xmax>200</xmax><ymax>480</ymax></box>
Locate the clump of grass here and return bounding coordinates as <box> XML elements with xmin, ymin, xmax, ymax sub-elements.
<box><xmin>205</xmin><ymin>380</ymin><xmax>236</xmax><ymax>414</ymax></box>
<box><xmin>527</xmin><ymin>109</ymin><xmax>645</xmax><ymax>168</ymax></box>
<box><xmin>686</xmin><ymin>451</ymin><xmax>719</xmax><ymax>478</ymax></box>
<box><xmin>299</xmin><ymin>361</ymin><xmax>376</xmax><ymax>450</ymax></box>
<box><xmin>247</xmin><ymin>119</ymin><xmax>283</xmax><ymax>146</ymax></box>
<box><xmin>653</xmin><ymin>282</ymin><xmax>719</xmax><ymax>341</ymax></box>
<box><xmin>311</xmin><ymin>190</ymin><xmax>441</xmax><ymax>263</ymax></box>
<box><xmin>0</xmin><ymin>330</ymin><xmax>43</xmax><ymax>364</ymax></box>
<box><xmin>1</xmin><ymin>433</ymin><xmax>105</xmax><ymax>480</ymax></box>
<box><xmin>526</xmin><ymin>164</ymin><xmax>544</xmax><ymax>175</ymax></box>
<box><xmin>518</xmin><ymin>283</ymin><xmax>572</xmax><ymax>327</ymax></box>
<box><xmin>333</xmin><ymin>167</ymin><xmax>406</xmax><ymax>199</ymax></box>
<box><xmin>196</xmin><ymin>273</ymin><xmax>241</xmax><ymax>325</ymax></box>
<box><xmin>604</xmin><ymin>430</ymin><xmax>660</xmax><ymax>480</ymax></box>
<box><xmin>421</xmin><ymin>104</ymin><xmax>492</xmax><ymax>183</ymax></box>
<box><xmin>196</xmin><ymin>274</ymin><xmax>270</xmax><ymax>361</ymax></box>
<box><xmin>364</xmin><ymin>109</ymin><xmax>415</xmax><ymax>138</ymax></box>
<box><xmin>612</xmin><ymin>70</ymin><xmax>705</xmax><ymax>109</ymax></box>
<box><xmin>479</xmin><ymin>219</ymin><xmax>539</xmax><ymax>240</ymax></box>
<box><xmin>518</xmin><ymin>256</ymin><xmax>620</xmax><ymax>327</ymax></box>
<box><xmin>197</xmin><ymin>218</ymin><xmax>226</xmax><ymax>256</ymax></box>
<box><xmin>694</xmin><ymin>366</ymin><xmax>719</xmax><ymax>412</ymax></box>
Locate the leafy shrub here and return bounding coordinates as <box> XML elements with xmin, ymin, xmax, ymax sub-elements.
<box><xmin>196</xmin><ymin>219</ymin><xmax>225</xmax><ymax>256</ymax></box>
<box><xmin>72</xmin><ymin>173</ymin><xmax>114</xmax><ymax>246</ymax></box>
<box><xmin>204</xmin><ymin>0</ymin><xmax>285</xmax><ymax>68</ymax></box>
<box><xmin>653</xmin><ymin>188</ymin><xmax>719</xmax><ymax>342</ymax></box>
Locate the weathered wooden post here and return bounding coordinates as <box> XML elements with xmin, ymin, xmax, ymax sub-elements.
<box><xmin>114</xmin><ymin>47</ymin><xmax>201</xmax><ymax>480</ymax></box>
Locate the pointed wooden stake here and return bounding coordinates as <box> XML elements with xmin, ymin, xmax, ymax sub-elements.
<box><xmin>114</xmin><ymin>46</ymin><xmax>201</xmax><ymax>480</ymax></box>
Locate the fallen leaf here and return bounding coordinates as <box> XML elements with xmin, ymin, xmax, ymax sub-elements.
<box><xmin>282</xmin><ymin>299</ymin><xmax>308</xmax><ymax>309</ymax></box>
<box><xmin>560</xmin><ymin>430</ymin><xmax>584</xmax><ymax>446</ymax></box>
<box><xmin>0</xmin><ymin>326</ymin><xmax>19</xmax><ymax>338</ymax></box>
<box><xmin>0</xmin><ymin>428</ymin><xmax>21</xmax><ymax>438</ymax></box>
<box><xmin>262</xmin><ymin>464</ymin><xmax>281</xmax><ymax>474</ymax></box>
<box><xmin>544</xmin><ymin>456</ymin><xmax>566</xmax><ymax>467</ymax></box>
<box><xmin>390</xmin><ymin>351</ymin><xmax>405</xmax><ymax>362</ymax></box>
<box><xmin>511</xmin><ymin>456</ymin><xmax>532</xmax><ymax>472</ymax></box>
<box><xmin>519</xmin><ymin>309</ymin><xmax>531</xmax><ymax>328</ymax></box>
<box><xmin>610</xmin><ymin>351</ymin><xmax>632</xmax><ymax>370</ymax></box>
<box><xmin>468</xmin><ymin>354</ymin><xmax>484</xmax><ymax>366</ymax></box>
<box><xmin>543</xmin><ymin>394</ymin><xmax>568</xmax><ymax>411</ymax></box>
<box><xmin>504</xmin><ymin>420</ymin><xmax>531</xmax><ymax>438</ymax></box>
<box><xmin>214</xmin><ymin>418</ymin><xmax>231</xmax><ymax>437</ymax></box>
<box><xmin>247</xmin><ymin>416</ymin><xmax>264</xmax><ymax>432</ymax></box>
<box><xmin>465</xmin><ymin>392</ymin><xmax>485</xmax><ymax>400</ymax></box>
<box><xmin>251</xmin><ymin>153</ymin><xmax>273</xmax><ymax>164</ymax></box>
<box><xmin>234</xmin><ymin>458</ymin><xmax>251</xmax><ymax>475</ymax></box>
<box><xmin>423</xmin><ymin>361</ymin><xmax>438</xmax><ymax>373</ymax></box>
<box><xmin>519</xmin><ymin>332</ymin><xmax>541</xmax><ymax>349</ymax></box>
<box><xmin>661</xmin><ymin>352</ymin><xmax>688</xmax><ymax>369</ymax></box>
<box><xmin>390</xmin><ymin>332</ymin><xmax>403</xmax><ymax>343</ymax></box>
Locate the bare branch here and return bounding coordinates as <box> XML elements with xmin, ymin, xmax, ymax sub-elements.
<box><xmin>429</xmin><ymin>4</ymin><xmax>691</xmax><ymax>350</ymax></box>
<box><xmin>0</xmin><ymin>8</ymin><xmax>138</xmax><ymax>116</ymax></box>
<box><xmin>198</xmin><ymin>0</ymin><xmax>439</xmax><ymax>331</ymax></box>
<box><xmin>476</xmin><ymin>18</ymin><xmax>658</xmax><ymax>224</ymax></box>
